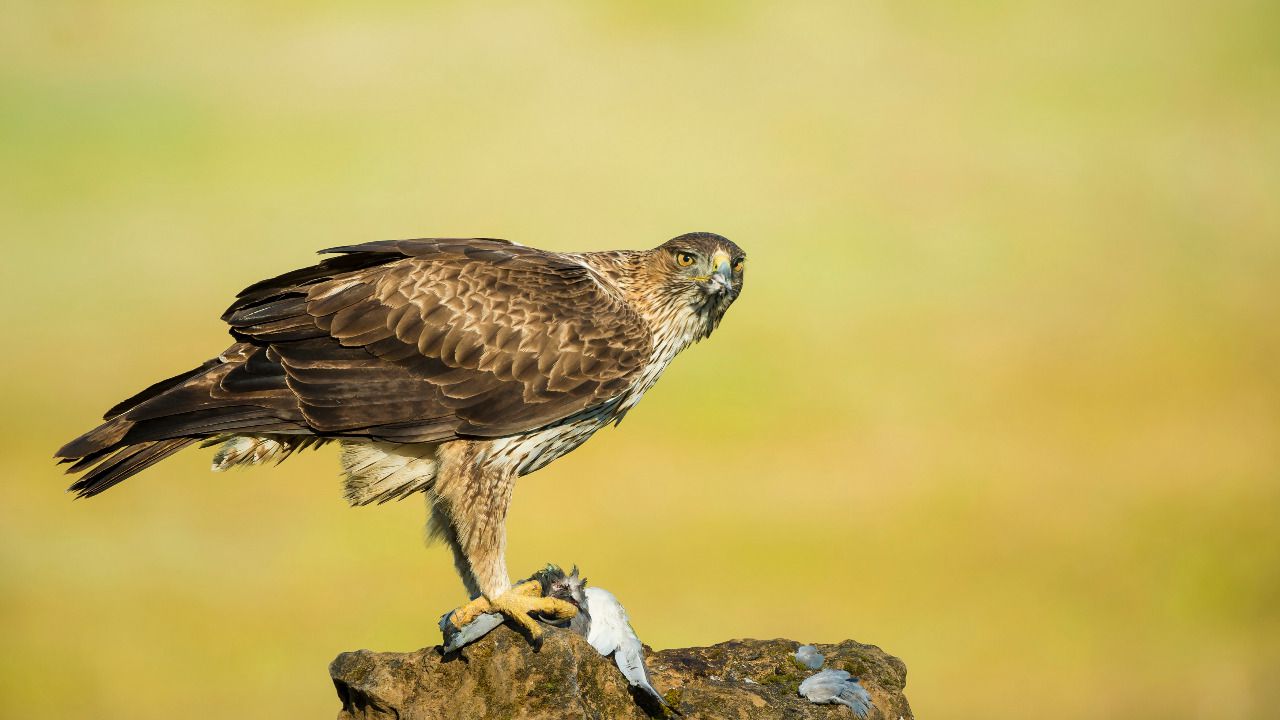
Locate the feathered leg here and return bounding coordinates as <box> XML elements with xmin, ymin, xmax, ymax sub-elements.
<box><xmin>426</xmin><ymin>497</ymin><xmax>481</xmax><ymax>600</ymax></box>
<box><xmin>433</xmin><ymin>441</ymin><xmax>575</xmax><ymax>641</ymax></box>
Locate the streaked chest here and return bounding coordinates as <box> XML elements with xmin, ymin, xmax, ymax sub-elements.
<box><xmin>487</xmin><ymin>307</ymin><xmax>702</xmax><ymax>477</ymax></box>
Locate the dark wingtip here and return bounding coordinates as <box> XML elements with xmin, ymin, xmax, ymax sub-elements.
<box><xmin>59</xmin><ymin>439</ymin><xmax>193</xmax><ymax>501</ymax></box>
<box><xmin>66</xmin><ymin>477</ymin><xmax>102</xmax><ymax>499</ymax></box>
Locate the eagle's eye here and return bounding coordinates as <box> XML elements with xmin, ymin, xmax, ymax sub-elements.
<box><xmin>732</xmin><ymin>258</ymin><xmax>745</xmax><ymax>273</ymax></box>
<box><xmin>675</xmin><ymin>252</ymin><xmax>696</xmax><ymax>268</ymax></box>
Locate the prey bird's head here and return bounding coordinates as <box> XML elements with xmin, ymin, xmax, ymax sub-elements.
<box><xmin>532</xmin><ymin>564</ymin><xmax>589</xmax><ymax>625</ymax></box>
<box><xmin>649</xmin><ymin>232</ymin><xmax>745</xmax><ymax>339</ymax></box>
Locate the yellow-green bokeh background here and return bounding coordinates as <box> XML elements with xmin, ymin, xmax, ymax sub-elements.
<box><xmin>3</xmin><ymin>2</ymin><xmax>1277</xmax><ymax>718</ymax></box>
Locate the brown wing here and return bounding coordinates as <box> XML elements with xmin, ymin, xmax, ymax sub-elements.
<box><xmin>221</xmin><ymin>238</ymin><xmax>651</xmax><ymax>441</ymax></box>
<box><xmin>57</xmin><ymin>238</ymin><xmax>650</xmax><ymax>497</ymax></box>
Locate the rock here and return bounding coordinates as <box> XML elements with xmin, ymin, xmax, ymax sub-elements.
<box><xmin>331</xmin><ymin>625</ymin><xmax>914</xmax><ymax>720</ymax></box>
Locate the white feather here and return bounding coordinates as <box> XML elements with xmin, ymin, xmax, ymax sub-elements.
<box><xmin>339</xmin><ymin>441</ymin><xmax>439</xmax><ymax>505</ymax></box>
<box><xmin>211</xmin><ymin>435</ymin><xmax>288</xmax><ymax>471</ymax></box>
<box><xmin>799</xmin><ymin>669</ymin><xmax>873</xmax><ymax>718</ymax></box>
<box><xmin>583</xmin><ymin>587</ymin><xmax>663</xmax><ymax>702</ymax></box>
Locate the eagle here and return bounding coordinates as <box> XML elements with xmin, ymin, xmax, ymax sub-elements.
<box><xmin>56</xmin><ymin>232</ymin><xmax>745</xmax><ymax>639</ymax></box>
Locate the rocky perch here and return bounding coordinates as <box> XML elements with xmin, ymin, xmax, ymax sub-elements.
<box><xmin>331</xmin><ymin>626</ymin><xmax>914</xmax><ymax>719</ymax></box>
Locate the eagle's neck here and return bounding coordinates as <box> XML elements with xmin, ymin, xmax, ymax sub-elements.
<box><xmin>577</xmin><ymin>250</ymin><xmax>710</xmax><ymax>401</ymax></box>
<box><xmin>578</xmin><ymin>250</ymin><xmax>705</xmax><ymax>349</ymax></box>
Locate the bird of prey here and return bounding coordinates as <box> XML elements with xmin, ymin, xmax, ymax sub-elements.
<box><xmin>56</xmin><ymin>233</ymin><xmax>745</xmax><ymax>639</ymax></box>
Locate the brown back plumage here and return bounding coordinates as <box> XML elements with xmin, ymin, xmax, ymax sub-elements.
<box><xmin>57</xmin><ymin>238</ymin><xmax>655</xmax><ymax>497</ymax></box>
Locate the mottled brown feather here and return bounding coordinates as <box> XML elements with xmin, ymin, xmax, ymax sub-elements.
<box><xmin>221</xmin><ymin>239</ymin><xmax>651</xmax><ymax>440</ymax></box>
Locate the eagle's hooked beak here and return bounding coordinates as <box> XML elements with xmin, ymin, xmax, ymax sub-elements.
<box><xmin>708</xmin><ymin>250</ymin><xmax>733</xmax><ymax>293</ymax></box>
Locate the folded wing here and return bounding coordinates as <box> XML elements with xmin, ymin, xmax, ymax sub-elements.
<box><xmin>58</xmin><ymin>238</ymin><xmax>652</xmax><ymax>495</ymax></box>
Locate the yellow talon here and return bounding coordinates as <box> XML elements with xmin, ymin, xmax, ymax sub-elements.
<box><xmin>490</xmin><ymin>590</ymin><xmax>577</xmax><ymax>640</ymax></box>
<box><xmin>512</xmin><ymin>578</ymin><xmax>544</xmax><ymax>597</ymax></box>
<box><xmin>449</xmin><ymin>595</ymin><xmax>494</xmax><ymax>629</ymax></box>
<box><xmin>447</xmin><ymin>581</ymin><xmax>578</xmax><ymax>642</ymax></box>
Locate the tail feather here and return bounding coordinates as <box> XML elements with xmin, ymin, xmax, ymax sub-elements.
<box><xmin>102</xmin><ymin>359</ymin><xmax>221</xmax><ymax>420</ymax></box>
<box><xmin>66</xmin><ymin>439</ymin><xmax>195</xmax><ymax>498</ymax></box>
<box><xmin>56</xmin><ymin>346</ymin><xmax>308</xmax><ymax>496</ymax></box>
<box><xmin>55</xmin><ymin>358</ymin><xmax>228</xmax><ymax>462</ymax></box>
<box><xmin>56</xmin><ymin>416</ymin><xmax>134</xmax><ymax>460</ymax></box>
<box><xmin>122</xmin><ymin>407</ymin><xmax>298</xmax><ymax>442</ymax></box>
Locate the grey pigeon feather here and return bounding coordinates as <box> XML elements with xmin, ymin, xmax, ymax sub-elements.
<box><xmin>799</xmin><ymin>669</ymin><xmax>873</xmax><ymax>718</ymax></box>
<box><xmin>439</xmin><ymin>609</ymin><xmax>504</xmax><ymax>654</ymax></box>
<box><xmin>583</xmin><ymin>586</ymin><xmax>671</xmax><ymax>710</ymax></box>
<box><xmin>795</xmin><ymin>644</ymin><xmax>825</xmax><ymax>670</ymax></box>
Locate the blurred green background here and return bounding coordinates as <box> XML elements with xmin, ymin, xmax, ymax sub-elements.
<box><xmin>2</xmin><ymin>2</ymin><xmax>1278</xmax><ymax>718</ymax></box>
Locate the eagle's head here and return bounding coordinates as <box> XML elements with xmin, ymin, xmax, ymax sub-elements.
<box><xmin>651</xmin><ymin>231</ymin><xmax>745</xmax><ymax>339</ymax></box>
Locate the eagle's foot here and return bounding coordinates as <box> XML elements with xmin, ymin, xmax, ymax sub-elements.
<box><xmin>446</xmin><ymin>579</ymin><xmax>577</xmax><ymax>644</ymax></box>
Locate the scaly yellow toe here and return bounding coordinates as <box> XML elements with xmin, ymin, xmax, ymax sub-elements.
<box><xmin>447</xmin><ymin>595</ymin><xmax>494</xmax><ymax>629</ymax></box>
<box><xmin>490</xmin><ymin>590</ymin><xmax>578</xmax><ymax>640</ymax></box>
<box><xmin>446</xmin><ymin>581</ymin><xmax>578</xmax><ymax>642</ymax></box>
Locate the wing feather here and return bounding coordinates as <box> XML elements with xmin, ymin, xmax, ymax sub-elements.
<box><xmin>220</xmin><ymin>238</ymin><xmax>650</xmax><ymax>441</ymax></box>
